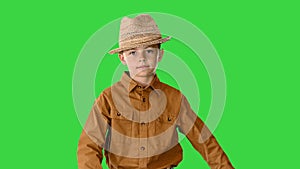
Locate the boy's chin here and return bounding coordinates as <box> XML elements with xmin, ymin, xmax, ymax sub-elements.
<box><xmin>135</xmin><ymin>69</ymin><xmax>155</xmax><ymax>77</ymax></box>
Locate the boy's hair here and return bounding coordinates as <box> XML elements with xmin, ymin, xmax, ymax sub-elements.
<box><xmin>119</xmin><ymin>44</ymin><xmax>161</xmax><ymax>55</ymax></box>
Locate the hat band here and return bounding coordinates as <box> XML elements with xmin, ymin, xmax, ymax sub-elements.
<box><xmin>119</xmin><ymin>34</ymin><xmax>161</xmax><ymax>48</ymax></box>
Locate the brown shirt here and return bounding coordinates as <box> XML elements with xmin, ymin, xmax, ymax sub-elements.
<box><xmin>77</xmin><ymin>72</ymin><xmax>234</xmax><ymax>169</ymax></box>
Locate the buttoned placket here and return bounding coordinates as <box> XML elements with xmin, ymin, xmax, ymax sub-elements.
<box><xmin>137</xmin><ymin>86</ymin><xmax>149</xmax><ymax>168</ymax></box>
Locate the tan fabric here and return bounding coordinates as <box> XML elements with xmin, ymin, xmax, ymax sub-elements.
<box><xmin>77</xmin><ymin>72</ymin><xmax>234</xmax><ymax>169</ymax></box>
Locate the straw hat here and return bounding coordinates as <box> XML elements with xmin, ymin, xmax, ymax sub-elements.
<box><xmin>109</xmin><ymin>14</ymin><xmax>171</xmax><ymax>54</ymax></box>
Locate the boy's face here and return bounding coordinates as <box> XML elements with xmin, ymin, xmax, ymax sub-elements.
<box><xmin>118</xmin><ymin>44</ymin><xmax>164</xmax><ymax>79</ymax></box>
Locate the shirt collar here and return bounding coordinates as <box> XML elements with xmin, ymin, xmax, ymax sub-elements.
<box><xmin>120</xmin><ymin>71</ymin><xmax>160</xmax><ymax>93</ymax></box>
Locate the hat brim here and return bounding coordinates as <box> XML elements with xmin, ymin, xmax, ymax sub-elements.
<box><xmin>108</xmin><ymin>36</ymin><xmax>171</xmax><ymax>54</ymax></box>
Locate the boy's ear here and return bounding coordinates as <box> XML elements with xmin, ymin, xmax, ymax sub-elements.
<box><xmin>158</xmin><ymin>49</ymin><xmax>164</xmax><ymax>62</ymax></box>
<box><xmin>118</xmin><ymin>53</ymin><xmax>127</xmax><ymax>65</ymax></box>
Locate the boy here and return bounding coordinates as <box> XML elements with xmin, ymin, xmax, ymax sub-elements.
<box><xmin>77</xmin><ymin>14</ymin><xmax>234</xmax><ymax>169</ymax></box>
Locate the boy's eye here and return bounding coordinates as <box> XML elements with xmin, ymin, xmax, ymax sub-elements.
<box><xmin>146</xmin><ymin>49</ymin><xmax>154</xmax><ymax>54</ymax></box>
<box><xmin>129</xmin><ymin>51</ymin><xmax>136</xmax><ymax>55</ymax></box>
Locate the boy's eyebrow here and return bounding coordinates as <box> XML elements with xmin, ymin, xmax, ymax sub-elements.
<box><xmin>125</xmin><ymin>46</ymin><xmax>156</xmax><ymax>52</ymax></box>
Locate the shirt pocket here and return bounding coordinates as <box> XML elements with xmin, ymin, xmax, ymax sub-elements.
<box><xmin>110</xmin><ymin>109</ymin><xmax>133</xmax><ymax>138</ymax></box>
<box><xmin>155</xmin><ymin>113</ymin><xmax>177</xmax><ymax>135</ymax></box>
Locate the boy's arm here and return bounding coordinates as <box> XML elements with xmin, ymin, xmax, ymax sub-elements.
<box><xmin>177</xmin><ymin>95</ymin><xmax>234</xmax><ymax>169</ymax></box>
<box><xmin>77</xmin><ymin>130</ymin><xmax>104</xmax><ymax>169</ymax></box>
<box><xmin>77</xmin><ymin>93</ymin><xmax>110</xmax><ymax>169</ymax></box>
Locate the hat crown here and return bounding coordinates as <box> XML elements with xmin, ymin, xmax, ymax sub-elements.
<box><xmin>119</xmin><ymin>14</ymin><xmax>161</xmax><ymax>42</ymax></box>
<box><xmin>108</xmin><ymin>14</ymin><xmax>171</xmax><ymax>54</ymax></box>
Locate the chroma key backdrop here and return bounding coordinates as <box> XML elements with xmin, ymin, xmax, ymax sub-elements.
<box><xmin>0</xmin><ymin>0</ymin><xmax>299</xmax><ymax>169</ymax></box>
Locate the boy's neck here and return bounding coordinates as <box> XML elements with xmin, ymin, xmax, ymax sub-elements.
<box><xmin>132</xmin><ymin>74</ymin><xmax>155</xmax><ymax>87</ymax></box>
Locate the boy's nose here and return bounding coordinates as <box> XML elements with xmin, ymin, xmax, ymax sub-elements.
<box><xmin>138</xmin><ymin>53</ymin><xmax>146</xmax><ymax>62</ymax></box>
<box><xmin>139</xmin><ymin>57</ymin><xmax>146</xmax><ymax>62</ymax></box>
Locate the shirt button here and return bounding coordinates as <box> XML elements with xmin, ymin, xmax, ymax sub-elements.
<box><xmin>140</xmin><ymin>146</ymin><xmax>145</xmax><ymax>151</ymax></box>
<box><xmin>168</xmin><ymin>117</ymin><xmax>172</xmax><ymax>121</ymax></box>
<box><xmin>117</xmin><ymin>112</ymin><xmax>121</xmax><ymax>116</ymax></box>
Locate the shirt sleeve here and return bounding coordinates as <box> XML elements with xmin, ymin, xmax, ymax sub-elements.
<box><xmin>177</xmin><ymin>95</ymin><xmax>234</xmax><ymax>169</ymax></box>
<box><xmin>77</xmin><ymin>93</ymin><xmax>111</xmax><ymax>169</ymax></box>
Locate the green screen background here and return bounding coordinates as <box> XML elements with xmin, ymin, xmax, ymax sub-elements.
<box><xmin>1</xmin><ymin>0</ymin><xmax>299</xmax><ymax>168</ymax></box>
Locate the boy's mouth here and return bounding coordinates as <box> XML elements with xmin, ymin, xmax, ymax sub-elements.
<box><xmin>136</xmin><ymin>65</ymin><xmax>150</xmax><ymax>69</ymax></box>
